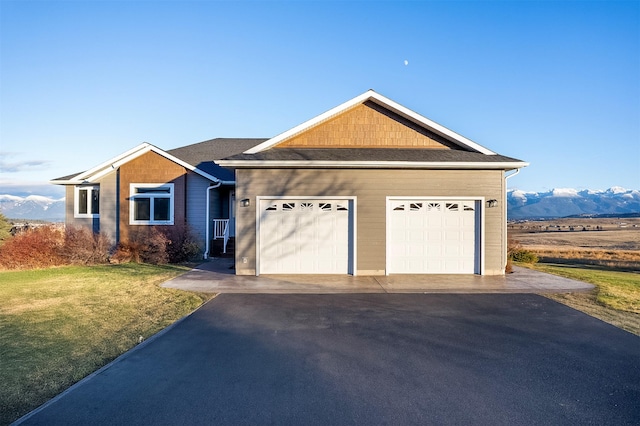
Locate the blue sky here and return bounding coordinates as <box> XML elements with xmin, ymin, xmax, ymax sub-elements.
<box><xmin>1</xmin><ymin>0</ymin><xmax>638</xmax><ymax>198</ymax></box>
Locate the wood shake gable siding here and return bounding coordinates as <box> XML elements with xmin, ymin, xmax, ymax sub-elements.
<box><xmin>235</xmin><ymin>168</ymin><xmax>505</xmax><ymax>276</ymax></box>
<box><xmin>276</xmin><ymin>103</ymin><xmax>453</xmax><ymax>149</ymax></box>
<box><xmin>118</xmin><ymin>151</ymin><xmax>188</xmax><ymax>243</ymax></box>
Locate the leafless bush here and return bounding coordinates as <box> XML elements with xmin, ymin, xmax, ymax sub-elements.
<box><xmin>160</xmin><ymin>224</ymin><xmax>202</xmax><ymax>263</ymax></box>
<box><xmin>0</xmin><ymin>225</ymin><xmax>65</xmax><ymax>269</ymax></box>
<box><xmin>61</xmin><ymin>226</ymin><xmax>111</xmax><ymax>265</ymax></box>
<box><xmin>113</xmin><ymin>228</ymin><xmax>170</xmax><ymax>265</ymax></box>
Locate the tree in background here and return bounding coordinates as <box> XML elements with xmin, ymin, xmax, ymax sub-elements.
<box><xmin>0</xmin><ymin>213</ymin><xmax>12</xmax><ymax>245</ymax></box>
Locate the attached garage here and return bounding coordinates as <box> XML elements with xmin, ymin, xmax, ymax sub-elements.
<box><xmin>257</xmin><ymin>198</ymin><xmax>355</xmax><ymax>274</ymax></box>
<box><xmin>220</xmin><ymin>90</ymin><xmax>528</xmax><ymax>276</ymax></box>
<box><xmin>387</xmin><ymin>198</ymin><xmax>482</xmax><ymax>274</ymax></box>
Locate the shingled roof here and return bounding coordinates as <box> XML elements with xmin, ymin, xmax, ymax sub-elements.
<box><xmin>218</xmin><ymin>91</ymin><xmax>528</xmax><ymax>171</ymax></box>
<box><xmin>223</xmin><ymin>148</ymin><xmax>523</xmax><ymax>163</ymax></box>
<box><xmin>167</xmin><ymin>138</ymin><xmax>267</xmax><ymax>182</ymax></box>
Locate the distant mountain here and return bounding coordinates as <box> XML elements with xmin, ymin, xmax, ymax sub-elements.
<box><xmin>508</xmin><ymin>187</ymin><xmax>640</xmax><ymax>220</ymax></box>
<box><xmin>2</xmin><ymin>186</ymin><xmax>639</xmax><ymax>222</ymax></box>
<box><xmin>0</xmin><ymin>194</ymin><xmax>65</xmax><ymax>221</ymax></box>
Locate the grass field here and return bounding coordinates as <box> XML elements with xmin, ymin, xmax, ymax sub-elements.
<box><xmin>0</xmin><ymin>264</ymin><xmax>213</xmax><ymax>426</ymax></box>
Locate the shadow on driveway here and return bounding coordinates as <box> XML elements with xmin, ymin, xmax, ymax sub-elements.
<box><xmin>16</xmin><ymin>294</ymin><xmax>639</xmax><ymax>425</ymax></box>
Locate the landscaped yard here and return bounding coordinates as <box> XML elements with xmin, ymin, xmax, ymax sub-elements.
<box><xmin>2</xmin><ymin>260</ymin><xmax>638</xmax><ymax>425</ymax></box>
<box><xmin>0</xmin><ymin>264</ymin><xmax>213</xmax><ymax>425</ymax></box>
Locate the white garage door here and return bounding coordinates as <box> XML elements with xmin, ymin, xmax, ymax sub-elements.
<box><xmin>387</xmin><ymin>199</ymin><xmax>479</xmax><ymax>274</ymax></box>
<box><xmin>259</xmin><ymin>199</ymin><xmax>352</xmax><ymax>274</ymax></box>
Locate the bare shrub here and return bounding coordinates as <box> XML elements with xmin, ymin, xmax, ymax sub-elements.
<box><xmin>0</xmin><ymin>225</ymin><xmax>65</xmax><ymax>270</ymax></box>
<box><xmin>114</xmin><ymin>228</ymin><xmax>170</xmax><ymax>265</ymax></box>
<box><xmin>61</xmin><ymin>226</ymin><xmax>111</xmax><ymax>265</ymax></box>
<box><xmin>160</xmin><ymin>224</ymin><xmax>203</xmax><ymax>263</ymax></box>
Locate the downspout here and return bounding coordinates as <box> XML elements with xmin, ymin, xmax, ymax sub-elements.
<box><xmin>503</xmin><ymin>169</ymin><xmax>521</xmax><ymax>271</ymax></box>
<box><xmin>203</xmin><ymin>181</ymin><xmax>222</xmax><ymax>259</ymax></box>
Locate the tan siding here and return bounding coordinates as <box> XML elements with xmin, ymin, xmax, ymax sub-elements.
<box><xmin>97</xmin><ymin>171</ymin><xmax>118</xmax><ymax>245</ymax></box>
<box><xmin>64</xmin><ymin>186</ymin><xmax>75</xmax><ymax>225</ymax></box>
<box><xmin>276</xmin><ymin>104</ymin><xmax>450</xmax><ymax>149</ymax></box>
<box><xmin>235</xmin><ymin>168</ymin><xmax>505</xmax><ymax>275</ymax></box>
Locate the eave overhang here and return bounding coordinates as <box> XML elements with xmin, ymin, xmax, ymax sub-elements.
<box><xmin>50</xmin><ymin>142</ymin><xmax>221</xmax><ymax>185</ymax></box>
<box><xmin>216</xmin><ymin>160</ymin><xmax>530</xmax><ymax>170</ymax></box>
<box><xmin>245</xmin><ymin>90</ymin><xmax>497</xmax><ymax>155</ymax></box>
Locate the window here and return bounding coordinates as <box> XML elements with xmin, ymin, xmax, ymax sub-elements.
<box><xmin>74</xmin><ymin>185</ymin><xmax>99</xmax><ymax>218</ymax></box>
<box><xmin>130</xmin><ymin>184</ymin><xmax>174</xmax><ymax>225</ymax></box>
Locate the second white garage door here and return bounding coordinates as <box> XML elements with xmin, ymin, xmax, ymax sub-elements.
<box><xmin>258</xmin><ymin>199</ymin><xmax>353</xmax><ymax>274</ymax></box>
<box><xmin>387</xmin><ymin>199</ymin><xmax>480</xmax><ymax>274</ymax></box>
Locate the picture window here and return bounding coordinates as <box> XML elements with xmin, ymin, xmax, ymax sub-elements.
<box><xmin>130</xmin><ymin>184</ymin><xmax>174</xmax><ymax>225</ymax></box>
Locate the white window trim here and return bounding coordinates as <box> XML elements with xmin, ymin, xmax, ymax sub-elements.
<box><xmin>129</xmin><ymin>183</ymin><xmax>175</xmax><ymax>225</ymax></box>
<box><xmin>74</xmin><ymin>185</ymin><xmax>100</xmax><ymax>218</ymax></box>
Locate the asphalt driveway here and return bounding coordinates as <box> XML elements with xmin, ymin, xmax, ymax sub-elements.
<box><xmin>16</xmin><ymin>294</ymin><xmax>640</xmax><ymax>425</ymax></box>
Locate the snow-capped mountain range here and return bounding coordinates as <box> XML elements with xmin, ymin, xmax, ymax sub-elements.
<box><xmin>0</xmin><ymin>194</ymin><xmax>65</xmax><ymax>221</ymax></box>
<box><xmin>508</xmin><ymin>187</ymin><xmax>640</xmax><ymax>219</ymax></box>
<box><xmin>1</xmin><ymin>187</ymin><xmax>639</xmax><ymax>221</ymax></box>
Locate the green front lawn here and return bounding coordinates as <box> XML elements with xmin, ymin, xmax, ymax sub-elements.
<box><xmin>0</xmin><ymin>264</ymin><xmax>212</xmax><ymax>425</ymax></box>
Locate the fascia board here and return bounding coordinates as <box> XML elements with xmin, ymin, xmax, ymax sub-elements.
<box><xmin>74</xmin><ymin>143</ymin><xmax>152</xmax><ymax>181</ymax></box>
<box><xmin>244</xmin><ymin>90</ymin><xmax>496</xmax><ymax>155</ymax></box>
<box><xmin>50</xmin><ymin>179</ymin><xmax>85</xmax><ymax>185</ymax></box>
<box><xmin>76</xmin><ymin>144</ymin><xmax>220</xmax><ymax>184</ymax></box>
<box><xmin>217</xmin><ymin>160</ymin><xmax>530</xmax><ymax>170</ymax></box>
<box><xmin>365</xmin><ymin>92</ymin><xmax>497</xmax><ymax>155</ymax></box>
<box><xmin>245</xmin><ymin>90</ymin><xmax>377</xmax><ymax>154</ymax></box>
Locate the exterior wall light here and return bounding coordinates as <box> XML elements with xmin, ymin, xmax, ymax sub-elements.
<box><xmin>241</xmin><ymin>198</ymin><xmax>251</xmax><ymax>207</ymax></box>
<box><xmin>487</xmin><ymin>199</ymin><xmax>498</xmax><ymax>208</ymax></box>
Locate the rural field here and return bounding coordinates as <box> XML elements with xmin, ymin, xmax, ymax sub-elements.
<box><xmin>509</xmin><ymin>217</ymin><xmax>640</xmax><ymax>335</ymax></box>
<box><xmin>509</xmin><ymin>217</ymin><xmax>640</xmax><ymax>269</ymax></box>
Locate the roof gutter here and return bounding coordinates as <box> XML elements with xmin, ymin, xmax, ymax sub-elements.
<box><xmin>217</xmin><ymin>160</ymin><xmax>530</xmax><ymax>170</ymax></box>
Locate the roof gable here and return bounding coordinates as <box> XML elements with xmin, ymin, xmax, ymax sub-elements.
<box><xmin>50</xmin><ymin>143</ymin><xmax>221</xmax><ymax>185</ymax></box>
<box><xmin>275</xmin><ymin>102</ymin><xmax>459</xmax><ymax>150</ymax></box>
<box><xmin>246</xmin><ymin>90</ymin><xmax>496</xmax><ymax>155</ymax></box>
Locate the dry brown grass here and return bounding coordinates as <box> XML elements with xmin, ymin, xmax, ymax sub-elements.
<box><xmin>546</xmin><ymin>290</ymin><xmax>640</xmax><ymax>336</ymax></box>
<box><xmin>509</xmin><ymin>218</ymin><xmax>640</xmax><ymax>271</ymax></box>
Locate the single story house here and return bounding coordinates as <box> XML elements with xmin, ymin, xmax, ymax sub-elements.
<box><xmin>52</xmin><ymin>90</ymin><xmax>528</xmax><ymax>276</ymax></box>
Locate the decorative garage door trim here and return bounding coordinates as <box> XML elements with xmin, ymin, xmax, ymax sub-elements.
<box><xmin>386</xmin><ymin>197</ymin><xmax>485</xmax><ymax>275</ymax></box>
<box><xmin>256</xmin><ymin>196</ymin><xmax>357</xmax><ymax>276</ymax></box>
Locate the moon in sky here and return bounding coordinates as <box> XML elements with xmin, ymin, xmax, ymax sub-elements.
<box><xmin>404</xmin><ymin>60</ymin><xmax>409</xmax><ymax>66</ymax></box>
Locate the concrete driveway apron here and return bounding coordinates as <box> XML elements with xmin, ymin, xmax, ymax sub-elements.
<box><xmin>160</xmin><ymin>258</ymin><xmax>595</xmax><ymax>294</ymax></box>
<box><xmin>16</xmin><ymin>293</ymin><xmax>640</xmax><ymax>425</ymax></box>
